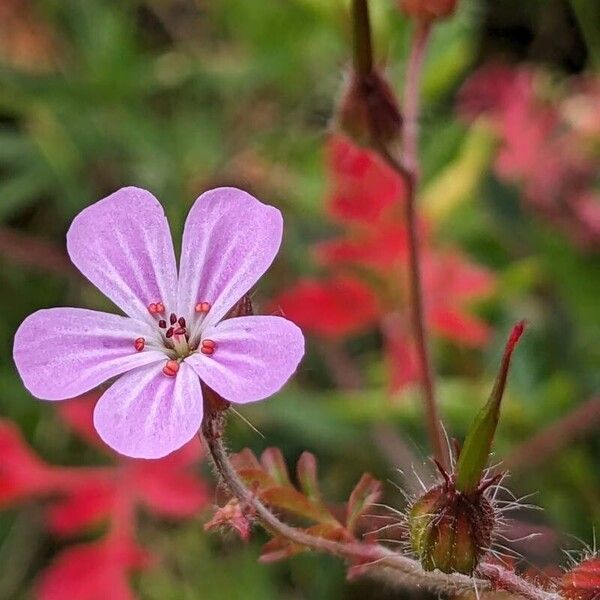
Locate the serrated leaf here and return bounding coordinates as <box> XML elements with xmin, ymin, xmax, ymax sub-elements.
<box><xmin>258</xmin><ymin>523</ymin><xmax>350</xmax><ymax>564</ymax></box>
<box><xmin>296</xmin><ymin>451</ymin><xmax>321</xmax><ymax>502</ymax></box>
<box><xmin>260</xmin><ymin>486</ymin><xmax>334</xmax><ymax>523</ymax></box>
<box><xmin>230</xmin><ymin>448</ymin><xmax>261</xmax><ymax>471</ymax></box>
<box><xmin>346</xmin><ymin>473</ymin><xmax>383</xmax><ymax>535</ymax></box>
<box><xmin>260</xmin><ymin>448</ymin><xmax>291</xmax><ymax>485</ymax></box>
<box><xmin>259</xmin><ymin>536</ymin><xmax>301</xmax><ymax>563</ymax></box>
<box><xmin>236</xmin><ymin>468</ymin><xmax>277</xmax><ymax>491</ymax></box>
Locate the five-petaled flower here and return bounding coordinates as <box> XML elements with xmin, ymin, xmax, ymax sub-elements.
<box><xmin>13</xmin><ymin>187</ymin><xmax>305</xmax><ymax>459</ymax></box>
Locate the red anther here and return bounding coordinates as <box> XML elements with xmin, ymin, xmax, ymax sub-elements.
<box><xmin>134</xmin><ymin>337</ymin><xmax>145</xmax><ymax>352</ymax></box>
<box><xmin>162</xmin><ymin>360</ymin><xmax>180</xmax><ymax>377</ymax></box>
<box><xmin>165</xmin><ymin>327</ymin><xmax>174</xmax><ymax>339</ymax></box>
<box><xmin>173</xmin><ymin>327</ymin><xmax>186</xmax><ymax>336</ymax></box>
<box><xmin>169</xmin><ymin>313</ymin><xmax>177</xmax><ymax>325</ymax></box>
<box><xmin>178</xmin><ymin>317</ymin><xmax>186</xmax><ymax>327</ymax></box>
<box><xmin>201</xmin><ymin>339</ymin><xmax>216</xmax><ymax>356</ymax></box>
<box><xmin>148</xmin><ymin>302</ymin><xmax>165</xmax><ymax>314</ymax></box>
<box><xmin>195</xmin><ymin>301</ymin><xmax>211</xmax><ymax>313</ymax></box>
<box><xmin>158</xmin><ymin>319</ymin><xmax>167</xmax><ymax>329</ymax></box>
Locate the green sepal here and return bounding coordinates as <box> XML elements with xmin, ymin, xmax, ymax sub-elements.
<box><xmin>455</xmin><ymin>322</ymin><xmax>525</xmax><ymax>494</ymax></box>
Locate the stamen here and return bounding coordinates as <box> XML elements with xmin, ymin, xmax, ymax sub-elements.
<box><xmin>148</xmin><ymin>302</ymin><xmax>165</xmax><ymax>315</ymax></box>
<box><xmin>162</xmin><ymin>360</ymin><xmax>180</xmax><ymax>377</ymax></box>
<box><xmin>166</xmin><ymin>327</ymin><xmax>174</xmax><ymax>338</ymax></box>
<box><xmin>158</xmin><ymin>319</ymin><xmax>167</xmax><ymax>329</ymax></box>
<box><xmin>201</xmin><ymin>339</ymin><xmax>216</xmax><ymax>356</ymax></box>
<box><xmin>173</xmin><ymin>327</ymin><xmax>186</xmax><ymax>336</ymax></box>
<box><xmin>134</xmin><ymin>337</ymin><xmax>145</xmax><ymax>352</ymax></box>
<box><xmin>178</xmin><ymin>317</ymin><xmax>186</xmax><ymax>327</ymax></box>
<box><xmin>169</xmin><ymin>313</ymin><xmax>177</xmax><ymax>325</ymax></box>
<box><xmin>195</xmin><ymin>301</ymin><xmax>211</xmax><ymax>313</ymax></box>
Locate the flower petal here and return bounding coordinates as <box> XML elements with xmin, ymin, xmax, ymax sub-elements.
<box><xmin>13</xmin><ymin>308</ymin><xmax>165</xmax><ymax>401</ymax></box>
<box><xmin>93</xmin><ymin>362</ymin><xmax>203</xmax><ymax>459</ymax></box>
<box><xmin>66</xmin><ymin>187</ymin><xmax>178</xmax><ymax>323</ymax></box>
<box><xmin>178</xmin><ymin>187</ymin><xmax>283</xmax><ymax>333</ymax></box>
<box><xmin>185</xmin><ymin>315</ymin><xmax>304</xmax><ymax>404</ymax></box>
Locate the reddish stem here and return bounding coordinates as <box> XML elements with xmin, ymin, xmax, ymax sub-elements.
<box><xmin>351</xmin><ymin>0</ymin><xmax>446</xmax><ymax>469</ymax></box>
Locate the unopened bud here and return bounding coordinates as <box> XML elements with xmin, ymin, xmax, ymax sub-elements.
<box><xmin>408</xmin><ymin>467</ymin><xmax>495</xmax><ymax>574</ymax></box>
<box><xmin>337</xmin><ymin>69</ymin><xmax>402</xmax><ymax>148</ymax></box>
<box><xmin>399</xmin><ymin>0</ymin><xmax>458</xmax><ymax>22</ymax></box>
<box><xmin>561</xmin><ymin>556</ymin><xmax>600</xmax><ymax>600</ymax></box>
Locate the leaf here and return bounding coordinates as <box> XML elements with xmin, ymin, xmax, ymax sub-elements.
<box><xmin>236</xmin><ymin>468</ymin><xmax>277</xmax><ymax>491</ymax></box>
<box><xmin>260</xmin><ymin>448</ymin><xmax>291</xmax><ymax>485</ymax></box>
<box><xmin>260</xmin><ymin>486</ymin><xmax>334</xmax><ymax>524</ymax></box>
<box><xmin>230</xmin><ymin>448</ymin><xmax>262</xmax><ymax>471</ymax></box>
<box><xmin>346</xmin><ymin>473</ymin><xmax>383</xmax><ymax>535</ymax></box>
<box><xmin>258</xmin><ymin>523</ymin><xmax>350</xmax><ymax>564</ymax></box>
<box><xmin>296</xmin><ymin>451</ymin><xmax>321</xmax><ymax>502</ymax></box>
<box><xmin>259</xmin><ymin>536</ymin><xmax>302</xmax><ymax>563</ymax></box>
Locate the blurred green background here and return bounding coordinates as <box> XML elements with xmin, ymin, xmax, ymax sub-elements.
<box><xmin>0</xmin><ymin>1</ymin><xmax>598</xmax><ymax>598</ymax></box>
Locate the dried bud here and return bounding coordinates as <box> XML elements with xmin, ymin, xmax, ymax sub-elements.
<box><xmin>337</xmin><ymin>69</ymin><xmax>402</xmax><ymax>148</ymax></box>
<box><xmin>399</xmin><ymin>0</ymin><xmax>457</xmax><ymax>22</ymax></box>
<box><xmin>408</xmin><ymin>467</ymin><xmax>495</xmax><ymax>574</ymax></box>
<box><xmin>561</xmin><ymin>557</ymin><xmax>600</xmax><ymax>600</ymax></box>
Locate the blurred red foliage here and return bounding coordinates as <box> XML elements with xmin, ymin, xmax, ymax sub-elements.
<box><xmin>273</xmin><ymin>135</ymin><xmax>494</xmax><ymax>391</ymax></box>
<box><xmin>458</xmin><ymin>64</ymin><xmax>600</xmax><ymax>249</ymax></box>
<box><xmin>0</xmin><ymin>394</ymin><xmax>208</xmax><ymax>600</ymax></box>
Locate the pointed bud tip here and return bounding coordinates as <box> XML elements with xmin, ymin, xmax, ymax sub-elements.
<box><xmin>507</xmin><ymin>320</ymin><xmax>526</xmax><ymax>354</ymax></box>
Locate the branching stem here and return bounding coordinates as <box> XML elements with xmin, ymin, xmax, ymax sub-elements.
<box><xmin>201</xmin><ymin>414</ymin><xmax>559</xmax><ymax>600</ymax></box>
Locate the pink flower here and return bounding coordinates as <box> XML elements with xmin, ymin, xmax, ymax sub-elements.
<box><xmin>13</xmin><ymin>187</ymin><xmax>304</xmax><ymax>459</ymax></box>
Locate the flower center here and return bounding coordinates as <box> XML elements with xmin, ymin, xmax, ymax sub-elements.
<box><xmin>133</xmin><ymin>300</ymin><xmax>217</xmax><ymax>376</ymax></box>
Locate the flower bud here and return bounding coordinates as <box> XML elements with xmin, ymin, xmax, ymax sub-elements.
<box><xmin>337</xmin><ymin>69</ymin><xmax>402</xmax><ymax>148</ymax></box>
<box><xmin>561</xmin><ymin>557</ymin><xmax>600</xmax><ymax>600</ymax></box>
<box><xmin>399</xmin><ymin>0</ymin><xmax>458</xmax><ymax>22</ymax></box>
<box><xmin>408</xmin><ymin>475</ymin><xmax>495</xmax><ymax>574</ymax></box>
<box><xmin>409</xmin><ymin>323</ymin><xmax>525</xmax><ymax>574</ymax></box>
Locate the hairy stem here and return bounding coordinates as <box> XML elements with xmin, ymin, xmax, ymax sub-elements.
<box><xmin>397</xmin><ymin>20</ymin><xmax>449</xmax><ymax>469</ymax></box>
<box><xmin>351</xmin><ymin>2</ymin><xmax>446</xmax><ymax>468</ymax></box>
<box><xmin>201</xmin><ymin>414</ymin><xmax>558</xmax><ymax>600</ymax></box>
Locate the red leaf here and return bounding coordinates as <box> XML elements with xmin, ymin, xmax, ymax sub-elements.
<box><xmin>260</xmin><ymin>448</ymin><xmax>291</xmax><ymax>485</ymax></box>
<box><xmin>296</xmin><ymin>451</ymin><xmax>321</xmax><ymax>502</ymax></box>
<box><xmin>259</xmin><ymin>535</ymin><xmax>301</xmax><ymax>563</ymax></box>
<box><xmin>259</xmin><ymin>524</ymin><xmax>350</xmax><ymax>563</ymax></box>
<box><xmin>260</xmin><ymin>486</ymin><xmax>334</xmax><ymax>523</ymax></box>
<box><xmin>230</xmin><ymin>448</ymin><xmax>262</xmax><ymax>471</ymax></box>
<box><xmin>236</xmin><ymin>467</ymin><xmax>278</xmax><ymax>491</ymax></box>
<box><xmin>346</xmin><ymin>474</ymin><xmax>383</xmax><ymax>535</ymax></box>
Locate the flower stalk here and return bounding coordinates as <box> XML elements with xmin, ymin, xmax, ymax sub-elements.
<box><xmin>349</xmin><ymin>0</ymin><xmax>446</xmax><ymax>469</ymax></box>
